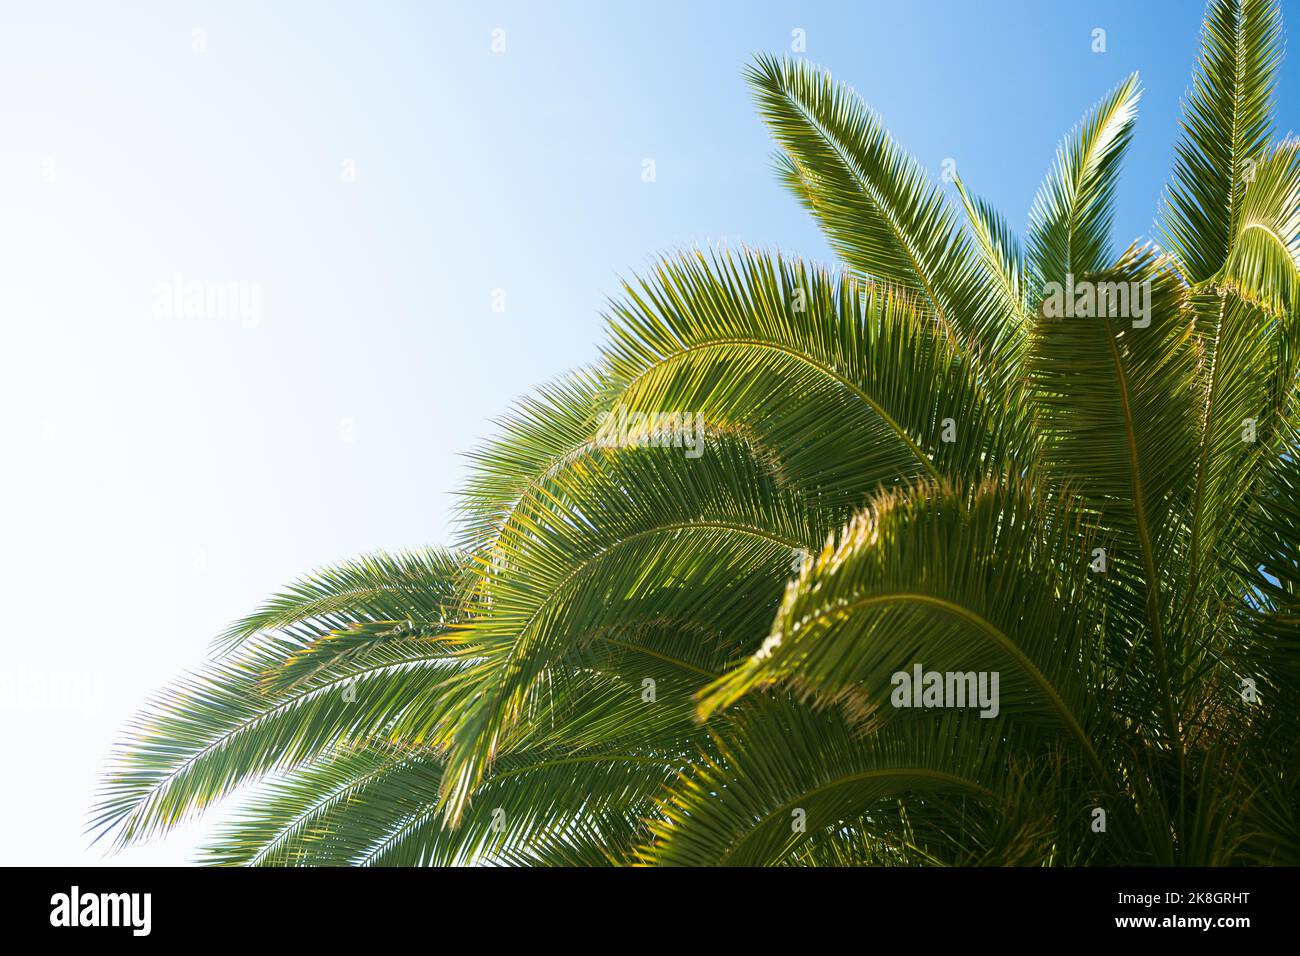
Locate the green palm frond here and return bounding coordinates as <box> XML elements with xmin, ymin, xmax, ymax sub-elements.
<box><xmin>1216</xmin><ymin>140</ymin><xmax>1300</xmax><ymax>315</ymax></box>
<box><xmin>1027</xmin><ymin>248</ymin><xmax>1199</xmax><ymax>738</ymax></box>
<box><xmin>698</xmin><ymin>479</ymin><xmax>1111</xmax><ymax>778</ymax></box>
<box><xmin>200</xmin><ymin>743</ymin><xmax>421</xmax><ymax>866</ymax></box>
<box><xmin>1183</xmin><ymin>288</ymin><xmax>1288</xmax><ymax>611</ymax></box>
<box><xmin>1028</xmin><ymin>74</ymin><xmax>1140</xmax><ymax>285</ymax></box>
<box><xmin>454</xmin><ymin>368</ymin><xmax>613</xmax><ymax>556</ymax></box>
<box><xmin>91</xmin><ymin>632</ymin><xmax>475</xmax><ymax>850</ymax></box>
<box><xmin>438</xmin><ymin>433</ymin><xmax>823</xmax><ymax>822</ymax></box>
<box><xmin>955</xmin><ymin>178</ymin><xmax>1032</xmax><ymax>391</ymax></box>
<box><xmin>603</xmin><ymin>248</ymin><xmax>1005</xmax><ymax>497</ymax></box>
<box><xmin>1161</xmin><ymin>0</ymin><xmax>1283</xmax><ymax>283</ymax></box>
<box><xmin>746</xmin><ymin>54</ymin><xmax>1013</xmax><ymax>375</ymax></box>
<box><xmin>640</xmin><ymin>700</ymin><xmax>1011</xmax><ymax>867</ymax></box>
<box><xmin>211</xmin><ymin>671</ymin><xmax>705</xmax><ymax>866</ymax></box>
<box><xmin>212</xmin><ymin>548</ymin><xmax>463</xmax><ymax>655</ymax></box>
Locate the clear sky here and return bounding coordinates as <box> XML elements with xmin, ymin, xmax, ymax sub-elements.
<box><xmin>1</xmin><ymin>0</ymin><xmax>1296</xmax><ymax>865</ymax></box>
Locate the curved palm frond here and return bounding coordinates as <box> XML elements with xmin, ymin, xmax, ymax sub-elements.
<box><xmin>640</xmin><ymin>700</ymin><xmax>1015</xmax><ymax>867</ymax></box>
<box><xmin>698</xmin><ymin>479</ymin><xmax>1112</xmax><ymax>780</ymax></box>
<box><xmin>212</xmin><ymin>548</ymin><xmax>463</xmax><ymax>655</ymax></box>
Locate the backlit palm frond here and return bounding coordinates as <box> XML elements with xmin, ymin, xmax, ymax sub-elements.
<box><xmin>238</xmin><ymin>674</ymin><xmax>705</xmax><ymax>866</ymax></box>
<box><xmin>1026</xmin><ymin>247</ymin><xmax>1198</xmax><ymax>740</ymax></box>
<box><xmin>454</xmin><ymin>368</ymin><xmax>613</xmax><ymax>556</ymax></box>
<box><xmin>639</xmin><ymin>700</ymin><xmax>1013</xmax><ymax>867</ymax></box>
<box><xmin>212</xmin><ymin>547</ymin><xmax>463</xmax><ymax>655</ymax></box>
<box><xmin>1028</xmin><ymin>74</ymin><xmax>1140</xmax><ymax>286</ymax></box>
<box><xmin>91</xmin><ymin>630</ymin><xmax>477</xmax><ymax>850</ymax></box>
<box><xmin>437</xmin><ymin>434</ymin><xmax>823</xmax><ymax>823</ymax></box>
<box><xmin>1182</xmin><ymin>287</ymin><xmax>1289</xmax><ymax>616</ymax></box>
<box><xmin>1161</xmin><ymin>0</ymin><xmax>1283</xmax><ymax>283</ymax></box>
<box><xmin>1217</xmin><ymin>140</ymin><xmax>1300</xmax><ymax>315</ymax></box>
<box><xmin>603</xmin><ymin>248</ymin><xmax>1005</xmax><ymax>503</ymax></box>
<box><xmin>698</xmin><ymin>479</ymin><xmax>1113</xmax><ymax>784</ymax></box>
<box><xmin>954</xmin><ymin>178</ymin><xmax>1034</xmax><ymax>403</ymax></box>
<box><xmin>746</xmin><ymin>55</ymin><xmax>1011</xmax><ymax>378</ymax></box>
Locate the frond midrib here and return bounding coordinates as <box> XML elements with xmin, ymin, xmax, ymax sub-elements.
<box><xmin>768</xmin><ymin>590</ymin><xmax>1109</xmax><ymax>782</ymax></box>
<box><xmin>613</xmin><ymin>337</ymin><xmax>943</xmax><ymax>480</ymax></box>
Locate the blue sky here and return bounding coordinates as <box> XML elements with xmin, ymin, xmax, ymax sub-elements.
<box><xmin>0</xmin><ymin>0</ymin><xmax>1295</xmax><ymax>864</ymax></box>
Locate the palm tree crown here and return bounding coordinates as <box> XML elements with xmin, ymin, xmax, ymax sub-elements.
<box><xmin>97</xmin><ymin>0</ymin><xmax>1299</xmax><ymax>865</ymax></box>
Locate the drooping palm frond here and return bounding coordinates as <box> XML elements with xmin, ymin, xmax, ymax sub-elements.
<box><xmin>92</xmin><ymin>550</ymin><xmax>474</xmax><ymax>851</ymax></box>
<box><xmin>205</xmin><ymin>675</ymin><xmax>703</xmax><ymax>866</ymax></box>
<box><xmin>438</xmin><ymin>433</ymin><xmax>825</xmax><ymax>822</ymax></box>
<box><xmin>1217</xmin><ymin>140</ymin><xmax>1300</xmax><ymax>315</ymax></box>
<box><xmin>697</xmin><ymin>479</ymin><xmax>1112</xmax><ymax>777</ymax></box>
<box><xmin>212</xmin><ymin>548</ymin><xmax>463</xmax><ymax>655</ymax></box>
<box><xmin>91</xmin><ymin>631</ymin><xmax>477</xmax><ymax>850</ymax></box>
<box><xmin>602</xmin><ymin>249</ymin><xmax>1007</xmax><ymax>495</ymax></box>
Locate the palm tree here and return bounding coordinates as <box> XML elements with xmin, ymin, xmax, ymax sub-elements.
<box><xmin>95</xmin><ymin>0</ymin><xmax>1299</xmax><ymax>866</ymax></box>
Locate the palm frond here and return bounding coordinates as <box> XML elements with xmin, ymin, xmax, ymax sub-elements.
<box><xmin>1028</xmin><ymin>74</ymin><xmax>1141</xmax><ymax>285</ymax></box>
<box><xmin>698</xmin><ymin>479</ymin><xmax>1113</xmax><ymax>782</ymax></box>
<box><xmin>1216</xmin><ymin>140</ymin><xmax>1300</xmax><ymax>315</ymax></box>
<box><xmin>1161</xmin><ymin>0</ymin><xmax>1283</xmax><ymax>282</ymax></box>
<box><xmin>212</xmin><ymin>548</ymin><xmax>463</xmax><ymax>655</ymax></box>
<box><xmin>641</xmin><ymin>700</ymin><xmax>1009</xmax><ymax>867</ymax></box>
<box><xmin>747</xmin><ymin>55</ymin><xmax>1004</xmax><ymax>370</ymax></box>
